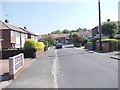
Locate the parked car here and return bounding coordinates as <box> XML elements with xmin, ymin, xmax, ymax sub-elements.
<box><xmin>56</xmin><ymin>43</ymin><xmax>62</xmax><ymax>49</ymax></box>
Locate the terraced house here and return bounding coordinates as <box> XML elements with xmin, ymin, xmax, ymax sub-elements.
<box><xmin>0</xmin><ymin>20</ymin><xmax>38</xmax><ymax>49</ymax></box>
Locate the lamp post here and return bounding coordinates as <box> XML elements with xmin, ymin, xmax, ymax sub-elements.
<box><xmin>98</xmin><ymin>0</ymin><xmax>102</xmax><ymax>51</ymax></box>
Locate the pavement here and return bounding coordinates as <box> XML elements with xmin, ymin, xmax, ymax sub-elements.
<box><xmin>89</xmin><ymin>50</ymin><xmax>120</xmax><ymax>60</ymax></box>
<box><xmin>0</xmin><ymin>58</ymin><xmax>36</xmax><ymax>89</ymax></box>
<box><xmin>5</xmin><ymin>48</ymin><xmax>55</xmax><ymax>88</ymax></box>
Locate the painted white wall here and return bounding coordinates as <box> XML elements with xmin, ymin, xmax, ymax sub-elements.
<box><xmin>0</xmin><ymin>39</ymin><xmax>3</xmax><ymax>50</ymax></box>
<box><xmin>21</xmin><ymin>33</ymin><xmax>28</xmax><ymax>48</ymax></box>
<box><xmin>15</xmin><ymin>32</ymin><xmax>20</xmax><ymax>48</ymax></box>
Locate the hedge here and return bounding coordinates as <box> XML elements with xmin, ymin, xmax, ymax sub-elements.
<box><xmin>24</xmin><ymin>39</ymin><xmax>37</xmax><ymax>51</ymax></box>
<box><xmin>24</xmin><ymin>39</ymin><xmax>45</xmax><ymax>51</ymax></box>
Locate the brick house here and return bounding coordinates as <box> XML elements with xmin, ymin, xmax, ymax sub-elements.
<box><xmin>20</xmin><ymin>27</ymin><xmax>38</xmax><ymax>42</ymax></box>
<box><xmin>0</xmin><ymin>21</ymin><xmax>38</xmax><ymax>49</ymax></box>
<box><xmin>38</xmin><ymin>34</ymin><xmax>72</xmax><ymax>44</ymax></box>
<box><xmin>50</xmin><ymin>34</ymin><xmax>72</xmax><ymax>44</ymax></box>
<box><xmin>91</xmin><ymin>26</ymin><xmax>99</xmax><ymax>38</ymax></box>
<box><xmin>38</xmin><ymin>35</ymin><xmax>49</xmax><ymax>41</ymax></box>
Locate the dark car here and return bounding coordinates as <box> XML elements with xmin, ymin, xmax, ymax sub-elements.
<box><xmin>56</xmin><ymin>43</ymin><xmax>62</xmax><ymax>49</ymax></box>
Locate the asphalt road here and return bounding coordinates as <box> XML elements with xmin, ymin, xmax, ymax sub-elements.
<box><xmin>57</xmin><ymin>45</ymin><xmax>118</xmax><ymax>88</ymax></box>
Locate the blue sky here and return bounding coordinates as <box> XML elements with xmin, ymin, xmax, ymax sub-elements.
<box><xmin>1</xmin><ymin>0</ymin><xmax>119</xmax><ymax>35</ymax></box>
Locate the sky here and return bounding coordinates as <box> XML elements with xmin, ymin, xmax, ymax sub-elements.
<box><xmin>1</xmin><ymin>0</ymin><xmax>119</xmax><ymax>35</ymax></box>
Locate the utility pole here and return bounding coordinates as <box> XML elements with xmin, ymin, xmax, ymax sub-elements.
<box><xmin>98</xmin><ymin>0</ymin><xmax>102</xmax><ymax>51</ymax></box>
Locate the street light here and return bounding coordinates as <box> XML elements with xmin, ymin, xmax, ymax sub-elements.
<box><xmin>98</xmin><ymin>0</ymin><xmax>102</xmax><ymax>51</ymax></box>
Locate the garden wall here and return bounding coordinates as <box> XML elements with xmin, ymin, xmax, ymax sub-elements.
<box><xmin>96</xmin><ymin>42</ymin><xmax>110</xmax><ymax>52</ymax></box>
<box><xmin>1</xmin><ymin>49</ymin><xmax>44</xmax><ymax>59</ymax></box>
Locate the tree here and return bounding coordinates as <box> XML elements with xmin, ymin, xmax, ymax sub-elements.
<box><xmin>46</xmin><ymin>35</ymin><xmax>55</xmax><ymax>47</ymax></box>
<box><xmin>72</xmin><ymin>33</ymin><xmax>81</xmax><ymax>47</ymax></box>
<box><xmin>63</xmin><ymin>29</ymin><xmax>70</xmax><ymax>34</ymax></box>
<box><xmin>102</xmin><ymin>22</ymin><xmax>118</xmax><ymax>38</ymax></box>
<box><xmin>51</xmin><ymin>30</ymin><xmax>62</xmax><ymax>34</ymax></box>
<box><xmin>76</xmin><ymin>28</ymin><xmax>82</xmax><ymax>32</ymax></box>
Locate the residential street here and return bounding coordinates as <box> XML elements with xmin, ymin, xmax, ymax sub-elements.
<box><xmin>58</xmin><ymin>45</ymin><xmax>118</xmax><ymax>88</ymax></box>
<box><xmin>6</xmin><ymin>45</ymin><xmax>118</xmax><ymax>88</ymax></box>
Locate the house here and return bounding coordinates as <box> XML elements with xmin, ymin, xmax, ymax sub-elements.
<box><xmin>50</xmin><ymin>34</ymin><xmax>71</xmax><ymax>44</ymax></box>
<box><xmin>0</xmin><ymin>20</ymin><xmax>38</xmax><ymax>49</ymax></box>
<box><xmin>38</xmin><ymin>34</ymin><xmax>72</xmax><ymax>44</ymax></box>
<box><xmin>20</xmin><ymin>27</ymin><xmax>38</xmax><ymax>42</ymax></box>
<box><xmin>91</xmin><ymin>26</ymin><xmax>99</xmax><ymax>38</ymax></box>
<box><xmin>38</xmin><ymin>35</ymin><xmax>49</xmax><ymax>42</ymax></box>
<box><xmin>78</xmin><ymin>30</ymin><xmax>92</xmax><ymax>39</ymax></box>
<box><xmin>92</xmin><ymin>21</ymin><xmax>120</xmax><ymax>38</ymax></box>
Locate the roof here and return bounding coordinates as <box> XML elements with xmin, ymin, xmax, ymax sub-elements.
<box><xmin>0</xmin><ymin>21</ymin><xmax>27</xmax><ymax>33</ymax></box>
<box><xmin>78</xmin><ymin>30</ymin><xmax>92</xmax><ymax>36</ymax></box>
<box><xmin>39</xmin><ymin>35</ymin><xmax>49</xmax><ymax>39</ymax></box>
<box><xmin>19</xmin><ymin>27</ymin><xmax>38</xmax><ymax>36</ymax></box>
<box><xmin>50</xmin><ymin>34</ymin><xmax>70</xmax><ymax>38</ymax></box>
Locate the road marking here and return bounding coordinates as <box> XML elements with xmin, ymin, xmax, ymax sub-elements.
<box><xmin>74</xmin><ymin>47</ymin><xmax>85</xmax><ymax>49</ymax></box>
<box><xmin>52</xmin><ymin>49</ymin><xmax>58</xmax><ymax>88</ymax></box>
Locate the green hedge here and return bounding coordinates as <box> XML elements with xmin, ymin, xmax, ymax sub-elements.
<box><xmin>24</xmin><ymin>39</ymin><xmax>45</xmax><ymax>51</ymax></box>
<box><xmin>24</xmin><ymin>39</ymin><xmax>37</xmax><ymax>51</ymax></box>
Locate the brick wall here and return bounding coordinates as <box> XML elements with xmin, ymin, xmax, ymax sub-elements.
<box><xmin>2</xmin><ymin>29</ymin><xmax>11</xmax><ymax>49</ymax></box>
<box><xmin>96</xmin><ymin>42</ymin><xmax>110</xmax><ymax>52</ymax></box>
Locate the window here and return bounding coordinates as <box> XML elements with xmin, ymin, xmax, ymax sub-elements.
<box><xmin>11</xmin><ymin>31</ymin><xmax>14</xmax><ymax>36</ymax></box>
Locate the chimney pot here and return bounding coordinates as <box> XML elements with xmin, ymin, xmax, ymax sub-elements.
<box><xmin>5</xmin><ymin>19</ymin><xmax>9</xmax><ymax>23</ymax></box>
<box><xmin>107</xmin><ymin>19</ymin><xmax>110</xmax><ymax>22</ymax></box>
<box><xmin>24</xmin><ymin>27</ymin><xmax>26</xmax><ymax>29</ymax></box>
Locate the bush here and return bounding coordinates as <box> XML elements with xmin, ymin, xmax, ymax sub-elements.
<box><xmin>72</xmin><ymin>33</ymin><xmax>81</xmax><ymax>43</ymax></box>
<box><xmin>81</xmin><ymin>38</ymin><xmax>88</xmax><ymax>46</ymax></box>
<box><xmin>114</xmin><ymin>34</ymin><xmax>120</xmax><ymax>39</ymax></box>
<box><xmin>43</xmin><ymin>40</ymin><xmax>48</xmax><ymax>46</ymax></box>
<box><xmin>72</xmin><ymin>33</ymin><xmax>81</xmax><ymax>47</ymax></box>
<box><xmin>24</xmin><ymin>39</ymin><xmax>37</xmax><ymax>51</ymax></box>
<box><xmin>38</xmin><ymin>42</ymin><xmax>45</xmax><ymax>50</ymax></box>
<box><xmin>46</xmin><ymin>36</ymin><xmax>55</xmax><ymax>47</ymax></box>
<box><xmin>35</xmin><ymin>42</ymin><xmax>45</xmax><ymax>51</ymax></box>
<box><xmin>24</xmin><ymin>39</ymin><xmax>45</xmax><ymax>51</ymax></box>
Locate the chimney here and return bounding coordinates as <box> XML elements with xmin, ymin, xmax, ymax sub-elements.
<box><xmin>107</xmin><ymin>19</ymin><xmax>110</xmax><ymax>22</ymax></box>
<box><xmin>24</xmin><ymin>26</ymin><xmax>27</xmax><ymax>29</ymax></box>
<box><xmin>5</xmin><ymin>19</ymin><xmax>9</xmax><ymax>23</ymax></box>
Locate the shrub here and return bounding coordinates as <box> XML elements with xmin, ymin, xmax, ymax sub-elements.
<box><xmin>114</xmin><ymin>34</ymin><xmax>120</xmax><ymax>39</ymax></box>
<box><xmin>43</xmin><ymin>40</ymin><xmax>48</xmax><ymax>46</ymax></box>
<box><xmin>35</xmin><ymin>42</ymin><xmax>45</xmax><ymax>51</ymax></box>
<box><xmin>81</xmin><ymin>38</ymin><xmax>88</xmax><ymax>46</ymax></box>
<box><xmin>24</xmin><ymin>39</ymin><xmax>37</xmax><ymax>51</ymax></box>
<box><xmin>46</xmin><ymin>36</ymin><xmax>55</xmax><ymax>47</ymax></box>
<box><xmin>72</xmin><ymin>33</ymin><xmax>81</xmax><ymax>47</ymax></box>
<box><xmin>24</xmin><ymin>39</ymin><xmax>45</xmax><ymax>52</ymax></box>
<box><xmin>72</xmin><ymin>33</ymin><xmax>81</xmax><ymax>43</ymax></box>
<box><xmin>38</xmin><ymin>42</ymin><xmax>45</xmax><ymax>50</ymax></box>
